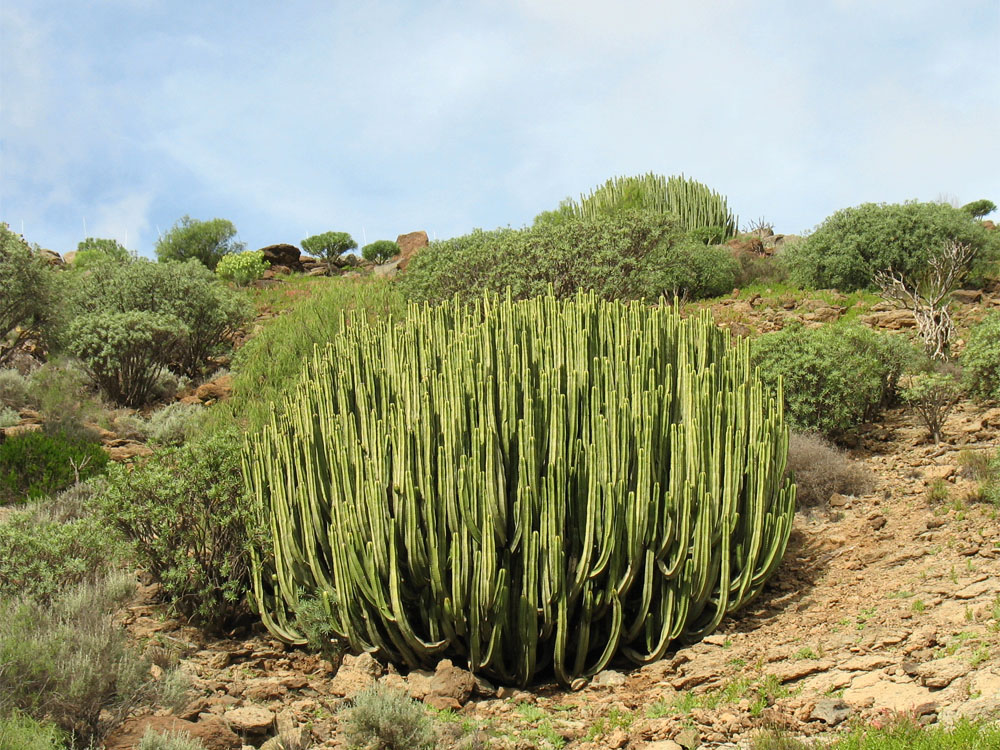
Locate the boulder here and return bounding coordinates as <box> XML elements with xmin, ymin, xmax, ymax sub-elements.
<box><xmin>194</xmin><ymin>374</ymin><xmax>233</xmax><ymax>404</ymax></box>
<box><xmin>373</xmin><ymin>258</ymin><xmax>403</xmax><ymax>279</ymax></box>
<box><xmin>37</xmin><ymin>248</ymin><xmax>65</xmax><ymax>267</ymax></box>
<box><xmin>862</xmin><ymin>309</ymin><xmax>917</xmax><ymax>329</ymax></box>
<box><xmin>223</xmin><ymin>705</ymin><xmax>275</xmax><ymax>735</ymax></box>
<box><xmin>951</xmin><ymin>289</ymin><xmax>983</xmax><ymax>304</ymax></box>
<box><xmin>329</xmin><ymin>652</ymin><xmax>384</xmax><ymax>696</ymax></box>
<box><xmin>395</xmin><ymin>231</ymin><xmax>429</xmax><ymax>270</ymax></box>
<box><xmin>424</xmin><ymin>658</ymin><xmax>475</xmax><ymax>709</ymax></box>
<box><xmin>259</xmin><ymin>244</ymin><xmax>303</xmax><ymax>273</ymax></box>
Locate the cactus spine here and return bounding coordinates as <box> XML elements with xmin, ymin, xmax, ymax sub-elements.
<box><xmin>245</xmin><ymin>291</ymin><xmax>794</xmax><ymax>686</ymax></box>
<box><xmin>571</xmin><ymin>173</ymin><xmax>738</xmax><ymax>240</ymax></box>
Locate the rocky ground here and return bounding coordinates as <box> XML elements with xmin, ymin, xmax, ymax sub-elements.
<box><xmin>103</xmin><ymin>400</ymin><xmax>1000</xmax><ymax>750</ymax></box>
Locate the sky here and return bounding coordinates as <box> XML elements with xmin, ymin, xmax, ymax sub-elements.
<box><xmin>1</xmin><ymin>1</ymin><xmax>998</xmax><ymax>259</ymax></box>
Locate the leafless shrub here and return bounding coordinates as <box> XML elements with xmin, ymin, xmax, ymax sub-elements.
<box><xmin>786</xmin><ymin>431</ymin><xmax>875</xmax><ymax>507</ymax></box>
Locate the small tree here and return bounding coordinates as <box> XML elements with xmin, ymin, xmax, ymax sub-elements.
<box><xmin>961</xmin><ymin>199</ymin><xmax>997</xmax><ymax>220</ymax></box>
<box><xmin>361</xmin><ymin>240</ymin><xmax>399</xmax><ymax>265</ymax></box>
<box><xmin>0</xmin><ymin>223</ymin><xmax>53</xmax><ymax>365</ymax></box>
<box><xmin>155</xmin><ymin>216</ymin><xmax>245</xmax><ymax>270</ymax></box>
<box><xmin>216</xmin><ymin>250</ymin><xmax>269</xmax><ymax>286</ymax></box>
<box><xmin>902</xmin><ymin>371</ymin><xmax>962</xmax><ymax>445</ymax></box>
<box><xmin>301</xmin><ymin>231</ymin><xmax>357</xmax><ymax>274</ymax></box>
<box><xmin>875</xmin><ymin>239</ymin><xmax>977</xmax><ymax>360</ymax></box>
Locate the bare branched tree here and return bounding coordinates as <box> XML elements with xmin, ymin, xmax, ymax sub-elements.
<box><xmin>874</xmin><ymin>239</ymin><xmax>977</xmax><ymax>360</ymax></box>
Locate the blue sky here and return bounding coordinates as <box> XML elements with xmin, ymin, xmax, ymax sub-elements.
<box><xmin>2</xmin><ymin>1</ymin><xmax>998</xmax><ymax>258</ymax></box>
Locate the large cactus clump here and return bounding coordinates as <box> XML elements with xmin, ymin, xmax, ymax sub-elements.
<box><xmin>245</xmin><ymin>291</ymin><xmax>794</xmax><ymax>686</ymax></box>
<box><xmin>571</xmin><ymin>173</ymin><xmax>739</xmax><ymax>240</ymax></box>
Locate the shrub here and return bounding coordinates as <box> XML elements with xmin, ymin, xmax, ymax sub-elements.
<box><xmin>0</xmin><ymin>430</ymin><xmax>108</xmax><ymax>503</ymax></box>
<box><xmin>155</xmin><ymin>216</ymin><xmax>245</xmax><ymax>270</ymax></box>
<box><xmin>361</xmin><ymin>240</ymin><xmax>400</xmax><ymax>265</ymax></box>
<box><xmin>66</xmin><ymin>257</ymin><xmax>252</xmax><ymax>381</ymax></box>
<box><xmin>901</xmin><ymin>370</ymin><xmax>962</xmax><ymax>444</ymax></box>
<box><xmin>73</xmin><ymin>237</ymin><xmax>132</xmax><ymax>271</ymax></box>
<box><xmin>0</xmin><ymin>713</ymin><xmax>66</xmax><ymax>750</ymax></box>
<box><xmin>0</xmin><ymin>573</ymin><xmax>152</xmax><ymax>745</ymax></box>
<box><xmin>962</xmin><ymin>312</ymin><xmax>1000</xmax><ymax>402</ymax></box>
<box><xmin>752</xmin><ymin>323</ymin><xmax>911</xmax><ymax>439</ymax></box>
<box><xmin>146</xmin><ymin>402</ymin><xmax>206</xmax><ymax>445</ymax></box>
<box><xmin>961</xmin><ymin>199</ymin><xmax>996</xmax><ymax>220</ymax></box>
<box><xmin>656</xmin><ymin>240</ymin><xmax>738</xmax><ymax>300</ymax></box>
<box><xmin>733</xmin><ymin>250</ymin><xmax>788</xmax><ymax>288</ymax></box>
<box><xmin>0</xmin><ymin>223</ymin><xmax>54</xmax><ymax>366</ymax></box>
<box><xmin>785</xmin><ymin>431</ymin><xmax>874</xmax><ymax>507</ymax></box>
<box><xmin>959</xmin><ymin>448</ymin><xmax>1000</xmax><ymax>505</ymax></box>
<box><xmin>25</xmin><ymin>359</ymin><xmax>104</xmax><ymax>438</ymax></box>
<box><xmin>216</xmin><ymin>250</ymin><xmax>269</xmax><ymax>286</ymax></box>
<box><xmin>0</xmin><ymin>505</ymin><xmax>120</xmax><ymax>601</ymax></box>
<box><xmin>0</xmin><ymin>405</ymin><xmax>18</xmax><ymax>428</ymax></box>
<box><xmin>784</xmin><ymin>201</ymin><xmax>999</xmax><ymax>291</ymax></box>
<box><xmin>96</xmin><ymin>428</ymin><xmax>258</xmax><ymax>630</ymax></box>
<box><xmin>301</xmin><ymin>231</ymin><xmax>357</xmax><ymax>273</ymax></box>
<box><xmin>68</xmin><ymin>311</ymin><xmax>186</xmax><ymax>408</ymax></box>
<box><xmin>137</xmin><ymin>728</ymin><xmax>208</xmax><ymax>750</ymax></box>
<box><xmin>0</xmin><ymin>368</ymin><xmax>32</xmax><ymax>409</ymax></box>
<box><xmin>400</xmin><ymin>211</ymin><xmax>680</xmax><ymax>304</ymax></box>
<box><xmin>340</xmin><ymin>685</ymin><xmax>437</xmax><ymax>750</ymax></box>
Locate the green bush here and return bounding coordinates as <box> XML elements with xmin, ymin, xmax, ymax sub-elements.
<box><xmin>68</xmin><ymin>311</ymin><xmax>186</xmax><ymax>408</ymax></box>
<box><xmin>216</xmin><ymin>250</ymin><xmax>269</xmax><ymax>286</ymax></box>
<box><xmin>0</xmin><ymin>223</ymin><xmax>54</xmax><ymax>366</ymax></box>
<box><xmin>0</xmin><ymin>713</ymin><xmax>66</xmax><ymax>750</ymax></box>
<box><xmin>362</xmin><ymin>240</ymin><xmax>400</xmax><ymax>265</ymax></box>
<box><xmin>154</xmin><ymin>216</ymin><xmax>245</xmax><ymax>270</ymax></box>
<box><xmin>656</xmin><ymin>240</ymin><xmax>738</xmax><ymax>300</ymax></box>
<box><xmin>66</xmin><ymin>257</ymin><xmax>252</xmax><ymax>381</ymax></box>
<box><xmin>0</xmin><ymin>573</ymin><xmax>152</xmax><ymax>745</ymax></box>
<box><xmin>0</xmin><ymin>502</ymin><xmax>120</xmax><ymax>602</ymax></box>
<box><xmin>962</xmin><ymin>312</ymin><xmax>1000</xmax><ymax>401</ymax></box>
<box><xmin>961</xmin><ymin>198</ymin><xmax>996</xmax><ymax>220</ymax></box>
<box><xmin>0</xmin><ymin>406</ymin><xmax>18</xmax><ymax>429</ymax></box>
<box><xmin>24</xmin><ymin>359</ymin><xmax>104</xmax><ymax>439</ymax></box>
<box><xmin>0</xmin><ymin>430</ymin><xmax>108</xmax><ymax>503</ymax></box>
<box><xmin>96</xmin><ymin>428</ymin><xmax>258</xmax><ymax>630</ymax></box>
<box><xmin>901</xmin><ymin>369</ymin><xmax>962</xmax><ymax>444</ymax></box>
<box><xmin>340</xmin><ymin>685</ymin><xmax>437</xmax><ymax>750</ymax></box>
<box><xmin>752</xmin><ymin>323</ymin><xmax>912</xmax><ymax>439</ymax></box>
<box><xmin>73</xmin><ymin>237</ymin><xmax>132</xmax><ymax>271</ymax></box>
<box><xmin>301</xmin><ymin>231</ymin><xmax>357</xmax><ymax>273</ymax></box>
<box><xmin>400</xmin><ymin>210</ymin><xmax>679</xmax><ymax>303</ymax></box>
<box><xmin>212</xmin><ymin>277</ymin><xmax>405</xmax><ymax>432</ymax></box>
<box><xmin>783</xmin><ymin>201</ymin><xmax>999</xmax><ymax>291</ymax></box>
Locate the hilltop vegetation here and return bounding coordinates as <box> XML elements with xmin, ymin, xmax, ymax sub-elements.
<box><xmin>1</xmin><ymin>175</ymin><xmax>999</xmax><ymax>749</ymax></box>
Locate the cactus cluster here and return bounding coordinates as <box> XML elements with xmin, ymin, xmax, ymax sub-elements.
<box><xmin>571</xmin><ymin>173</ymin><xmax>738</xmax><ymax>240</ymax></box>
<box><xmin>245</xmin><ymin>291</ymin><xmax>794</xmax><ymax>686</ymax></box>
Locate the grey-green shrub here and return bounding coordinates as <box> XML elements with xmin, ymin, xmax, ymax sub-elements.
<box><xmin>400</xmin><ymin>210</ymin><xmax>680</xmax><ymax>303</ymax></box>
<box><xmin>96</xmin><ymin>428</ymin><xmax>257</xmax><ymax>630</ymax></box>
<box><xmin>1</xmin><ymin>223</ymin><xmax>54</xmax><ymax>366</ymax></box>
<box><xmin>137</xmin><ymin>728</ymin><xmax>208</xmax><ymax>750</ymax></box>
<box><xmin>752</xmin><ymin>322</ymin><xmax>912</xmax><ymax>439</ymax></box>
<box><xmin>0</xmin><ymin>405</ymin><xmax>19</xmax><ymax>428</ymax></box>
<box><xmin>0</xmin><ymin>572</ymin><xmax>151</xmax><ymax>745</ymax></box>
<box><xmin>0</xmin><ymin>368</ymin><xmax>32</xmax><ymax>409</ymax></box>
<box><xmin>215</xmin><ymin>250</ymin><xmax>269</xmax><ymax>286</ymax></box>
<box><xmin>962</xmin><ymin>312</ymin><xmax>1000</xmax><ymax>402</ymax></box>
<box><xmin>783</xmin><ymin>201</ymin><xmax>999</xmax><ymax>291</ymax></box>
<box><xmin>340</xmin><ymin>685</ymin><xmax>436</xmax><ymax>750</ymax></box>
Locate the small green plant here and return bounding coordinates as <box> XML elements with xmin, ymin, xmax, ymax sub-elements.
<box><xmin>0</xmin><ymin>430</ymin><xmax>108</xmax><ymax>503</ymax></box>
<box><xmin>215</xmin><ymin>249</ymin><xmax>269</xmax><ymax>286</ymax></box>
<box><xmin>339</xmin><ymin>684</ymin><xmax>436</xmax><ymax>750</ymax></box>
<box><xmin>362</xmin><ymin>240</ymin><xmax>400</xmax><ymax>265</ymax></box>
<box><xmin>0</xmin><ymin>713</ymin><xmax>66</xmax><ymax>750</ymax></box>
<box><xmin>901</xmin><ymin>370</ymin><xmax>962</xmax><ymax>444</ymax></box>
<box><xmin>301</xmin><ymin>231</ymin><xmax>357</xmax><ymax>274</ymax></box>
<box><xmin>912</xmin><ymin>599</ymin><xmax>927</xmax><ymax>613</ymax></box>
<box><xmin>0</xmin><ymin>405</ymin><xmax>19</xmax><ymax>428</ymax></box>
<box><xmin>0</xmin><ymin>368</ymin><xmax>33</xmax><ymax>409</ymax></box>
<box><xmin>926</xmin><ymin>479</ymin><xmax>950</xmax><ymax>504</ymax></box>
<box><xmin>794</xmin><ymin>647</ymin><xmax>817</xmax><ymax>660</ymax></box>
<box><xmin>291</xmin><ymin>594</ymin><xmax>343</xmax><ymax>664</ymax></box>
